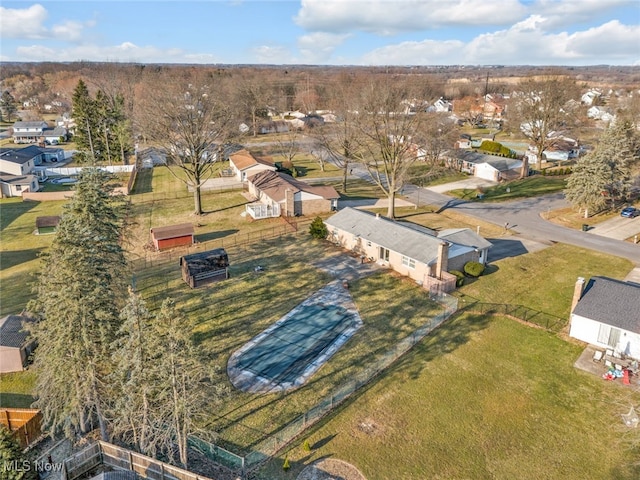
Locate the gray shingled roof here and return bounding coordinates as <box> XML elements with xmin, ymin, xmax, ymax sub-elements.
<box><xmin>325</xmin><ymin>207</ymin><xmax>475</xmax><ymax>266</ymax></box>
<box><xmin>438</xmin><ymin>228</ymin><xmax>493</xmax><ymax>250</ymax></box>
<box><xmin>573</xmin><ymin>276</ymin><xmax>640</xmax><ymax>333</ymax></box>
<box><xmin>0</xmin><ymin>315</ymin><xmax>33</xmax><ymax>348</ymax></box>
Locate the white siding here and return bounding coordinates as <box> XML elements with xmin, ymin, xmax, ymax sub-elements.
<box><xmin>569</xmin><ymin>313</ymin><xmax>640</xmax><ymax>358</ymax></box>
<box><xmin>475</xmin><ymin>163</ymin><xmax>499</xmax><ymax>181</ymax></box>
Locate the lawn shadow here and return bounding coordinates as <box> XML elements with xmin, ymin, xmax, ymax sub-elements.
<box><xmin>203</xmin><ymin>201</ymin><xmax>249</xmax><ymax>214</ymax></box>
<box><xmin>311</xmin><ymin>434</ymin><xmax>337</xmax><ymax>450</ymax></box>
<box><xmin>0</xmin><ymin>248</ymin><xmax>45</xmax><ymax>270</ymax></box>
<box><xmin>0</xmin><ymin>200</ymin><xmax>38</xmax><ymax>231</ymax></box>
<box><xmin>0</xmin><ymin>393</ymin><xmax>35</xmax><ymax>408</ymax></box>
<box><xmin>196</xmin><ymin>229</ymin><xmax>240</xmax><ymax>243</ymax></box>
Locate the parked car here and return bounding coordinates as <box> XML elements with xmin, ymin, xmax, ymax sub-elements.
<box><xmin>620</xmin><ymin>207</ymin><xmax>640</xmax><ymax>218</ymax></box>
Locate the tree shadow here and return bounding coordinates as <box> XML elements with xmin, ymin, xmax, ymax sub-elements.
<box><xmin>0</xmin><ymin>248</ymin><xmax>45</xmax><ymax>270</ymax></box>
<box><xmin>311</xmin><ymin>434</ymin><xmax>337</xmax><ymax>450</ymax></box>
<box><xmin>0</xmin><ymin>200</ymin><xmax>38</xmax><ymax>231</ymax></box>
<box><xmin>130</xmin><ymin>167</ymin><xmax>153</xmax><ymax>194</ymax></box>
<box><xmin>435</xmin><ymin>197</ymin><xmax>468</xmax><ymax>213</ymax></box>
<box><xmin>203</xmin><ymin>201</ymin><xmax>249</xmax><ymax>214</ymax></box>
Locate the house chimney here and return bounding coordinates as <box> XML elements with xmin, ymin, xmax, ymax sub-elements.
<box><xmin>284</xmin><ymin>188</ymin><xmax>294</xmax><ymax>217</ymax></box>
<box><xmin>570</xmin><ymin>277</ymin><xmax>585</xmax><ymax>314</ymax></box>
<box><xmin>476</xmin><ymin>225</ymin><xmax>480</xmax><ymax>235</ymax></box>
<box><xmin>436</xmin><ymin>242</ymin><xmax>449</xmax><ymax>280</ymax></box>
<box><xmin>376</xmin><ymin>213</ymin><xmax>380</xmax><ymax>219</ymax></box>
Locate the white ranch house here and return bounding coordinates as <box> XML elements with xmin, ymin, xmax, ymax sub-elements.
<box><xmin>569</xmin><ymin>276</ymin><xmax>640</xmax><ymax>360</ymax></box>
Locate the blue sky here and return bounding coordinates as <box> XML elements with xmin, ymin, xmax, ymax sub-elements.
<box><xmin>1</xmin><ymin>1</ymin><xmax>639</xmax><ymax>65</ymax></box>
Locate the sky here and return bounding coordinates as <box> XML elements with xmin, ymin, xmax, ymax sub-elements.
<box><xmin>0</xmin><ymin>0</ymin><xmax>639</xmax><ymax>66</ymax></box>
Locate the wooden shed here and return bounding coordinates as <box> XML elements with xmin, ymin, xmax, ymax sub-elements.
<box><xmin>35</xmin><ymin>215</ymin><xmax>60</xmax><ymax>235</ymax></box>
<box><xmin>150</xmin><ymin>223</ymin><xmax>194</xmax><ymax>251</ymax></box>
<box><xmin>0</xmin><ymin>315</ymin><xmax>36</xmax><ymax>373</ymax></box>
<box><xmin>180</xmin><ymin>248</ymin><xmax>229</xmax><ymax>288</ymax></box>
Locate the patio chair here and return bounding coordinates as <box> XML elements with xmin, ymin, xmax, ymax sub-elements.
<box><xmin>593</xmin><ymin>350</ymin><xmax>604</xmax><ymax>362</ymax></box>
<box><xmin>622</xmin><ymin>406</ymin><xmax>639</xmax><ymax>428</ymax></box>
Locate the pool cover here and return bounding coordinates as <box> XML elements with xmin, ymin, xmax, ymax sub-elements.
<box><xmin>228</xmin><ymin>281</ymin><xmax>362</xmax><ymax>392</ymax></box>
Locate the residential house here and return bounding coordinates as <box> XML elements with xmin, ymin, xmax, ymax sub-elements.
<box><xmin>433</xmin><ymin>97</ymin><xmax>453</xmax><ymax>113</ymax></box>
<box><xmin>569</xmin><ymin>276</ymin><xmax>640</xmax><ymax>360</ymax></box>
<box><xmin>246</xmin><ymin>170</ymin><xmax>339</xmax><ymax>219</ymax></box>
<box><xmin>450</xmin><ymin>150</ymin><xmax>522</xmax><ymax>181</ymax></box>
<box><xmin>0</xmin><ymin>315</ymin><xmax>36</xmax><ymax>374</ymax></box>
<box><xmin>437</xmin><ymin>228</ymin><xmax>493</xmax><ymax>265</ymax></box>
<box><xmin>0</xmin><ymin>147</ymin><xmax>40</xmax><ymax>197</ymax></box>
<box><xmin>581</xmin><ymin>89</ymin><xmax>602</xmax><ymax>106</ymax></box>
<box><xmin>228</xmin><ymin>149</ymin><xmax>277</xmax><ymax>181</ymax></box>
<box><xmin>525</xmin><ymin>137</ymin><xmax>580</xmax><ymax>164</ymax></box>
<box><xmin>324</xmin><ymin>208</ymin><xmax>487</xmax><ymax>293</ymax></box>
<box><xmin>587</xmin><ymin>106</ymin><xmax>615</xmax><ymax>123</ymax></box>
<box><xmin>11</xmin><ymin>121</ymin><xmax>48</xmax><ymax>144</ymax></box>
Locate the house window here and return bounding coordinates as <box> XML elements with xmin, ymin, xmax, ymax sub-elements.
<box><xmin>367</xmin><ymin>241</ymin><xmax>371</xmax><ymax>247</ymax></box>
<box><xmin>15</xmin><ymin>185</ymin><xmax>22</xmax><ymax>191</ymax></box>
<box><xmin>597</xmin><ymin>324</ymin><xmax>621</xmax><ymax>348</ymax></box>
<box><xmin>402</xmin><ymin>256</ymin><xmax>415</xmax><ymax>269</ymax></box>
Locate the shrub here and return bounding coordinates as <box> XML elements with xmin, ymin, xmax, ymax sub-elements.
<box><xmin>464</xmin><ymin>261</ymin><xmax>485</xmax><ymax>277</ymax></box>
<box><xmin>309</xmin><ymin>216</ymin><xmax>328</xmax><ymax>239</ymax></box>
<box><xmin>283</xmin><ymin>456</ymin><xmax>290</xmax><ymax>471</ymax></box>
<box><xmin>450</xmin><ymin>270</ymin><xmax>465</xmax><ymax>287</ymax></box>
<box><xmin>302</xmin><ymin>439</ymin><xmax>312</xmax><ymax>452</ymax></box>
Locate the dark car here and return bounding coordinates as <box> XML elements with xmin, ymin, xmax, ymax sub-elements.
<box><xmin>620</xmin><ymin>207</ymin><xmax>640</xmax><ymax>218</ymax></box>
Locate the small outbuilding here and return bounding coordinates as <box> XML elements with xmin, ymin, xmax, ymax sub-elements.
<box><xmin>36</xmin><ymin>216</ymin><xmax>61</xmax><ymax>235</ymax></box>
<box><xmin>180</xmin><ymin>248</ymin><xmax>229</xmax><ymax>288</ymax></box>
<box><xmin>0</xmin><ymin>315</ymin><xmax>36</xmax><ymax>373</ymax></box>
<box><xmin>150</xmin><ymin>223</ymin><xmax>194</xmax><ymax>251</ymax></box>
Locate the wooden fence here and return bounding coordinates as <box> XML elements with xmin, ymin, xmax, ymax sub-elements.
<box><xmin>62</xmin><ymin>441</ymin><xmax>217</xmax><ymax>480</ymax></box>
<box><xmin>0</xmin><ymin>408</ymin><xmax>42</xmax><ymax>449</ymax></box>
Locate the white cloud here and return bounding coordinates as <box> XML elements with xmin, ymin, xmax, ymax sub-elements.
<box><xmin>252</xmin><ymin>45</ymin><xmax>295</xmax><ymax>64</ymax></box>
<box><xmin>295</xmin><ymin>0</ymin><xmax>526</xmax><ymax>35</ymax></box>
<box><xmin>297</xmin><ymin>32</ymin><xmax>351</xmax><ymax>63</ymax></box>
<box><xmin>0</xmin><ymin>4</ymin><xmax>48</xmax><ymax>39</ymax></box>
<box><xmin>0</xmin><ymin>3</ymin><xmax>94</xmax><ymax>42</ymax></box>
<box><xmin>357</xmin><ymin>16</ymin><xmax>640</xmax><ymax>65</ymax></box>
<box><xmin>15</xmin><ymin>42</ymin><xmax>219</xmax><ymax>64</ymax></box>
<box><xmin>531</xmin><ymin>0</ymin><xmax>636</xmax><ymax>30</ymax></box>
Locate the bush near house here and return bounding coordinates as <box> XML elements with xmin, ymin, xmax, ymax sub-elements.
<box><xmin>450</xmin><ymin>269</ymin><xmax>465</xmax><ymax>286</ymax></box>
<box><xmin>478</xmin><ymin>140</ymin><xmax>517</xmax><ymax>158</ymax></box>
<box><xmin>463</xmin><ymin>261</ymin><xmax>485</xmax><ymax>277</ymax></box>
<box><xmin>309</xmin><ymin>216</ymin><xmax>328</xmax><ymax>239</ymax></box>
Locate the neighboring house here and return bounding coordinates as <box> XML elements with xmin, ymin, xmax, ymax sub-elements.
<box><xmin>259</xmin><ymin>120</ymin><xmax>289</xmax><ymax>135</ymax></box>
<box><xmin>581</xmin><ymin>90</ymin><xmax>602</xmax><ymax>105</ymax></box>
<box><xmin>150</xmin><ymin>223</ymin><xmax>194</xmax><ymax>251</ymax></box>
<box><xmin>587</xmin><ymin>106</ymin><xmax>615</xmax><ymax>123</ymax></box>
<box><xmin>228</xmin><ymin>149</ymin><xmax>277</xmax><ymax>181</ymax></box>
<box><xmin>42</xmin><ymin>126</ymin><xmax>67</xmax><ymax>145</ymax></box>
<box><xmin>0</xmin><ymin>315</ymin><xmax>36</xmax><ymax>373</ymax></box>
<box><xmin>0</xmin><ymin>147</ymin><xmax>40</xmax><ymax>171</ymax></box>
<box><xmin>324</xmin><ymin>208</ymin><xmax>486</xmax><ymax>293</ymax></box>
<box><xmin>246</xmin><ymin>170</ymin><xmax>339</xmax><ymax>219</ymax></box>
<box><xmin>569</xmin><ymin>276</ymin><xmax>640</xmax><ymax>359</ymax></box>
<box><xmin>36</xmin><ymin>216</ymin><xmax>61</xmax><ymax>235</ymax></box>
<box><xmin>180</xmin><ymin>248</ymin><xmax>229</xmax><ymax>288</ymax></box>
<box><xmin>450</xmin><ymin>150</ymin><xmax>522</xmax><ymax>181</ymax></box>
<box><xmin>433</xmin><ymin>97</ymin><xmax>453</xmax><ymax>113</ymax></box>
<box><xmin>11</xmin><ymin>121</ymin><xmax>48</xmax><ymax>143</ymax></box>
<box><xmin>525</xmin><ymin>137</ymin><xmax>580</xmax><ymax>164</ymax></box>
<box><xmin>0</xmin><ymin>174</ymin><xmax>40</xmax><ymax>198</ymax></box>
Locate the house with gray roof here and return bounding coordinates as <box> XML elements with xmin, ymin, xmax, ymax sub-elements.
<box><xmin>569</xmin><ymin>276</ymin><xmax>640</xmax><ymax>359</ymax></box>
<box><xmin>0</xmin><ymin>315</ymin><xmax>36</xmax><ymax>373</ymax></box>
<box><xmin>450</xmin><ymin>150</ymin><xmax>522</xmax><ymax>181</ymax></box>
<box><xmin>324</xmin><ymin>207</ymin><xmax>487</xmax><ymax>293</ymax></box>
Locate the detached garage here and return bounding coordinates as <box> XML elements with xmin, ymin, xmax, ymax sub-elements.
<box><xmin>150</xmin><ymin>223</ymin><xmax>194</xmax><ymax>251</ymax></box>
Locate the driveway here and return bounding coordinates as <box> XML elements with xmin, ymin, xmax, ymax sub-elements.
<box><xmin>586</xmin><ymin>215</ymin><xmax>640</xmax><ymax>241</ymax></box>
<box><xmin>427</xmin><ymin>177</ymin><xmax>498</xmax><ymax>193</ymax></box>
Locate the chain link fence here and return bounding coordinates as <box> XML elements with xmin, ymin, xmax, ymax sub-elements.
<box><xmin>190</xmin><ymin>292</ymin><xmax>459</xmax><ymax>474</ymax></box>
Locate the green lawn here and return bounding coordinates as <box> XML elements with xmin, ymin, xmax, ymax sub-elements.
<box><xmin>448</xmin><ymin>176</ymin><xmax>567</xmax><ymax>201</ymax></box>
<box><xmin>259</xmin><ymin>313</ymin><xmax>640</xmax><ymax>480</ymax></box>
<box><xmin>0</xmin><ymin>371</ymin><xmax>36</xmax><ymax>408</ymax></box>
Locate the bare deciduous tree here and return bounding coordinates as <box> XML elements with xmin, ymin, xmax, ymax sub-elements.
<box><xmin>139</xmin><ymin>72</ymin><xmax>232</xmax><ymax>215</ymax></box>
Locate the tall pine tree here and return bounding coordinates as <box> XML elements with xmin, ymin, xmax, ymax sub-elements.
<box><xmin>29</xmin><ymin>168</ymin><xmax>128</xmax><ymax>440</ymax></box>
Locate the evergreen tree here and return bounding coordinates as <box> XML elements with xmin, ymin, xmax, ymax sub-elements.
<box><xmin>565</xmin><ymin>120</ymin><xmax>639</xmax><ymax>216</ymax></box>
<box><xmin>72</xmin><ymin>80</ymin><xmax>99</xmax><ymax>163</ymax></box>
<box><xmin>0</xmin><ymin>91</ymin><xmax>17</xmax><ymax>122</ymax></box>
<box><xmin>0</xmin><ymin>425</ymin><xmax>34</xmax><ymax>480</ymax></box>
<box><xmin>29</xmin><ymin>168</ymin><xmax>128</xmax><ymax>440</ymax></box>
<box><xmin>110</xmin><ymin>288</ymin><xmax>156</xmax><ymax>456</ymax></box>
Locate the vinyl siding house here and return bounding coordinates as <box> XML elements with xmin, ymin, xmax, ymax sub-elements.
<box><xmin>569</xmin><ymin>276</ymin><xmax>640</xmax><ymax>359</ymax></box>
<box><xmin>325</xmin><ymin>208</ymin><xmax>486</xmax><ymax>293</ymax></box>
<box><xmin>451</xmin><ymin>150</ymin><xmax>522</xmax><ymax>181</ymax></box>
<box><xmin>0</xmin><ymin>149</ymin><xmax>40</xmax><ymax>197</ymax></box>
<box><xmin>229</xmin><ymin>149</ymin><xmax>277</xmax><ymax>181</ymax></box>
<box><xmin>11</xmin><ymin>121</ymin><xmax>49</xmax><ymax>144</ymax></box>
<box><xmin>246</xmin><ymin>170</ymin><xmax>339</xmax><ymax>219</ymax></box>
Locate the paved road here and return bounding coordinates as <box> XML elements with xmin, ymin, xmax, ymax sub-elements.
<box><xmin>400</xmin><ymin>185</ymin><xmax>640</xmax><ymax>264</ymax></box>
